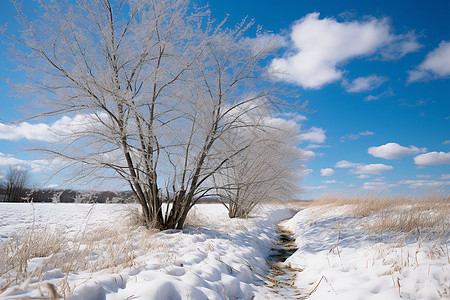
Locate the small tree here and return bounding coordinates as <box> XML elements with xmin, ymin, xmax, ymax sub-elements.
<box><xmin>5</xmin><ymin>166</ymin><xmax>30</xmax><ymax>202</ymax></box>
<box><xmin>214</xmin><ymin>109</ymin><xmax>302</xmax><ymax>218</ymax></box>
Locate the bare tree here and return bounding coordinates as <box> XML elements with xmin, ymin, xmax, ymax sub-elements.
<box><xmin>5</xmin><ymin>166</ymin><xmax>30</xmax><ymax>202</ymax></box>
<box><xmin>4</xmin><ymin>0</ymin><xmax>302</xmax><ymax>229</ymax></box>
<box><xmin>0</xmin><ymin>178</ymin><xmax>5</xmax><ymax>202</ymax></box>
<box><xmin>214</xmin><ymin>109</ymin><xmax>303</xmax><ymax>218</ymax></box>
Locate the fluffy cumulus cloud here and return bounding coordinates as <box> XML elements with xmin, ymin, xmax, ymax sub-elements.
<box><xmin>343</xmin><ymin>75</ymin><xmax>387</xmax><ymax>93</ymax></box>
<box><xmin>0</xmin><ymin>152</ymin><xmax>49</xmax><ymax>172</ymax></box>
<box><xmin>335</xmin><ymin>160</ymin><xmax>393</xmax><ymax>175</ymax></box>
<box><xmin>300</xmin><ymin>149</ymin><xmax>316</xmax><ymax>161</ymax></box>
<box><xmin>408</xmin><ymin>41</ymin><xmax>450</xmax><ymax>82</ymax></box>
<box><xmin>271</xmin><ymin>13</ymin><xmax>420</xmax><ymax>89</ymax></box>
<box><xmin>299</xmin><ymin>127</ymin><xmax>326</xmax><ymax>143</ymax></box>
<box><xmin>368</xmin><ymin>142</ymin><xmax>426</xmax><ymax>159</ymax></box>
<box><xmin>0</xmin><ymin>122</ymin><xmax>51</xmax><ymax>141</ymax></box>
<box><xmin>320</xmin><ymin>168</ymin><xmax>335</xmax><ymax>176</ymax></box>
<box><xmin>0</xmin><ymin>113</ymin><xmax>109</xmax><ymax>142</ymax></box>
<box><xmin>414</xmin><ymin>151</ymin><xmax>450</xmax><ymax>166</ymax></box>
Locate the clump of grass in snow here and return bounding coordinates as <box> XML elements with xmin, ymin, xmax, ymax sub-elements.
<box><xmin>0</xmin><ymin>226</ymin><xmax>67</xmax><ymax>285</ymax></box>
<box><xmin>184</xmin><ymin>207</ymin><xmax>205</xmax><ymax>228</ymax></box>
<box><xmin>0</xmin><ymin>211</ymin><xmax>160</xmax><ymax>298</ymax></box>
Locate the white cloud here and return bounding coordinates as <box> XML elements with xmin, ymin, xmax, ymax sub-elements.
<box><xmin>364</xmin><ymin>87</ymin><xmax>394</xmax><ymax>102</ymax></box>
<box><xmin>304</xmin><ymin>186</ymin><xmax>328</xmax><ymax>190</ymax></box>
<box><xmin>0</xmin><ymin>122</ymin><xmax>51</xmax><ymax>141</ymax></box>
<box><xmin>300</xmin><ymin>149</ymin><xmax>316</xmax><ymax>161</ymax></box>
<box><xmin>271</xmin><ymin>13</ymin><xmax>420</xmax><ymax>89</ymax></box>
<box><xmin>440</xmin><ymin>174</ymin><xmax>450</xmax><ymax>180</ymax></box>
<box><xmin>357</xmin><ymin>164</ymin><xmax>393</xmax><ymax>174</ymax></box>
<box><xmin>0</xmin><ymin>152</ymin><xmax>49</xmax><ymax>172</ymax></box>
<box><xmin>414</xmin><ymin>151</ymin><xmax>450</xmax><ymax>166</ymax></box>
<box><xmin>363</xmin><ymin>181</ymin><xmax>396</xmax><ymax>190</ymax></box>
<box><xmin>408</xmin><ymin>41</ymin><xmax>450</xmax><ymax>82</ymax></box>
<box><xmin>343</xmin><ymin>75</ymin><xmax>387</xmax><ymax>93</ymax></box>
<box><xmin>443</xmin><ymin>140</ymin><xmax>450</xmax><ymax>145</ymax></box>
<box><xmin>340</xmin><ymin>130</ymin><xmax>374</xmax><ymax>142</ymax></box>
<box><xmin>0</xmin><ymin>113</ymin><xmax>109</xmax><ymax>142</ymax></box>
<box><xmin>306</xmin><ymin>144</ymin><xmax>331</xmax><ymax>150</ymax></box>
<box><xmin>368</xmin><ymin>142</ymin><xmax>426</xmax><ymax>159</ymax></box>
<box><xmin>416</xmin><ymin>174</ymin><xmax>432</xmax><ymax>178</ymax></box>
<box><xmin>398</xmin><ymin>179</ymin><xmax>450</xmax><ymax>189</ymax></box>
<box><xmin>335</xmin><ymin>160</ymin><xmax>393</xmax><ymax>175</ymax></box>
<box><xmin>323</xmin><ymin>179</ymin><xmax>337</xmax><ymax>184</ymax></box>
<box><xmin>335</xmin><ymin>160</ymin><xmax>360</xmax><ymax>168</ymax></box>
<box><xmin>300</xmin><ymin>168</ymin><xmax>313</xmax><ymax>176</ymax></box>
<box><xmin>46</xmin><ymin>184</ymin><xmax>59</xmax><ymax>189</ymax></box>
<box><xmin>320</xmin><ymin>168</ymin><xmax>335</xmax><ymax>176</ymax></box>
<box><xmin>299</xmin><ymin>127</ymin><xmax>326</xmax><ymax>143</ymax></box>
<box><xmin>276</xmin><ymin>112</ymin><xmax>308</xmax><ymax>123</ymax></box>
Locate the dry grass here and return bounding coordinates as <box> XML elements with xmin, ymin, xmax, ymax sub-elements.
<box><xmin>0</xmin><ymin>226</ymin><xmax>67</xmax><ymax>285</ymax></box>
<box><xmin>0</xmin><ymin>212</ymin><xmax>160</xmax><ymax>298</ymax></box>
<box><xmin>311</xmin><ymin>193</ymin><xmax>449</xmax><ymax>235</ymax></box>
<box><xmin>312</xmin><ymin>193</ymin><xmax>449</xmax><ymax>297</ymax></box>
<box><xmin>184</xmin><ymin>208</ymin><xmax>206</xmax><ymax>228</ymax></box>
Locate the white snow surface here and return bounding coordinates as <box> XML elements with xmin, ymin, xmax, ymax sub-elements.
<box><xmin>1</xmin><ymin>203</ymin><xmax>449</xmax><ymax>299</ymax></box>
<box><xmin>0</xmin><ymin>203</ymin><xmax>294</xmax><ymax>299</ymax></box>
<box><xmin>284</xmin><ymin>205</ymin><xmax>450</xmax><ymax>300</ymax></box>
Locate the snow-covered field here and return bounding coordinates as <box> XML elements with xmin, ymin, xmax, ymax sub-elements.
<box><xmin>284</xmin><ymin>205</ymin><xmax>449</xmax><ymax>299</ymax></box>
<box><xmin>0</xmin><ymin>201</ymin><xmax>448</xmax><ymax>299</ymax></box>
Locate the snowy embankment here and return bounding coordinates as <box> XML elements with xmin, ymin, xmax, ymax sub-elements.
<box><xmin>0</xmin><ymin>203</ymin><xmax>295</xmax><ymax>299</ymax></box>
<box><xmin>284</xmin><ymin>205</ymin><xmax>449</xmax><ymax>300</ymax></box>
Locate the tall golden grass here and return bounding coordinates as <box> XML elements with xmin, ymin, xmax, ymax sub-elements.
<box><xmin>310</xmin><ymin>193</ymin><xmax>449</xmax><ymax>236</ymax></box>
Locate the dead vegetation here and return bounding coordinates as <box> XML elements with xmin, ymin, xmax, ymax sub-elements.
<box><xmin>310</xmin><ymin>193</ymin><xmax>449</xmax><ymax>236</ymax></box>
<box><xmin>308</xmin><ymin>193</ymin><xmax>449</xmax><ymax>298</ymax></box>
<box><xmin>0</xmin><ymin>211</ymin><xmax>160</xmax><ymax>298</ymax></box>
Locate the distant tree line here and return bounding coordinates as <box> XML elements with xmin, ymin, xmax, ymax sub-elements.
<box><xmin>0</xmin><ymin>166</ymin><xmax>136</xmax><ymax>203</ymax></box>
<box><xmin>0</xmin><ymin>187</ymin><xmax>137</xmax><ymax>204</ymax></box>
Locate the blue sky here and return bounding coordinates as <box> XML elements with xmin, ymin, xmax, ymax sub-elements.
<box><xmin>0</xmin><ymin>0</ymin><xmax>449</xmax><ymax>198</ymax></box>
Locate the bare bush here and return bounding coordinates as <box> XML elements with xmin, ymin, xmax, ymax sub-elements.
<box><xmin>4</xmin><ymin>166</ymin><xmax>30</xmax><ymax>202</ymax></box>
<box><xmin>214</xmin><ymin>112</ymin><xmax>303</xmax><ymax>218</ymax></box>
